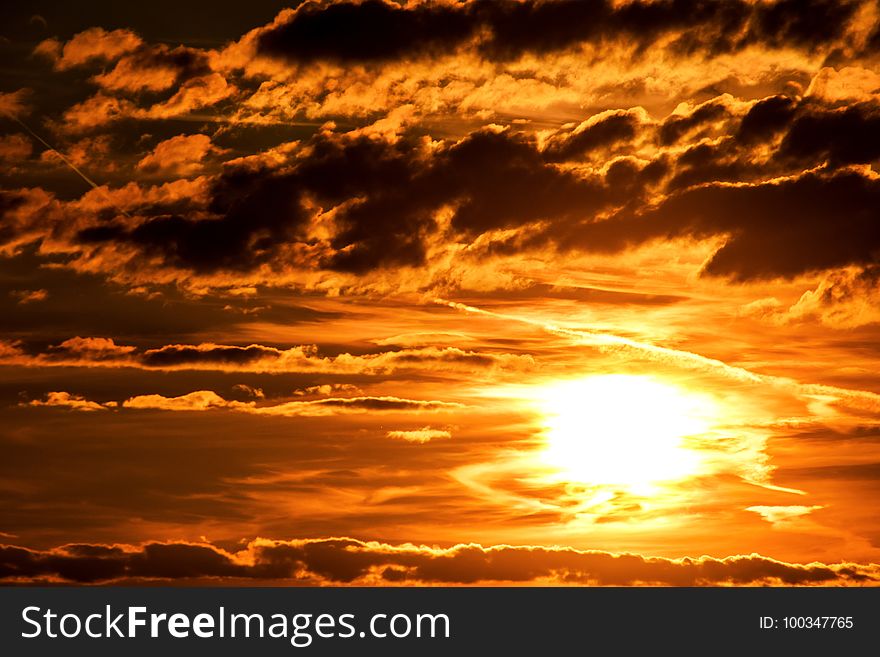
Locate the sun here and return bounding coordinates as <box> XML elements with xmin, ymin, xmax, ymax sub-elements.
<box><xmin>536</xmin><ymin>374</ymin><xmax>714</xmax><ymax>492</ymax></box>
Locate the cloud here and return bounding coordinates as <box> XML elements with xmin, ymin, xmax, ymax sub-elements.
<box><xmin>0</xmin><ymin>340</ymin><xmax>24</xmax><ymax>359</ymax></box>
<box><xmin>35</xmin><ymin>28</ymin><xmax>143</xmax><ymax>70</ymax></box>
<box><xmin>779</xmin><ymin>101</ymin><xmax>880</xmax><ymax>166</ymax></box>
<box><xmin>786</xmin><ymin>266</ymin><xmax>880</xmax><ymax>327</ymax></box>
<box><xmin>0</xmin><ymin>134</ymin><xmax>32</xmax><ymax>162</ymax></box>
<box><xmin>747</xmin><ymin>505</ymin><xmax>824</xmax><ymax>524</ymax></box>
<box><xmin>386</xmin><ymin>427</ymin><xmax>452</xmax><ymax>443</ymax></box>
<box><xmin>60</xmin><ymin>73</ymin><xmax>234</xmax><ymax>133</ymax></box>
<box><xmin>258</xmin><ymin>396</ymin><xmax>465</xmax><ymax>416</ymax></box>
<box><xmin>122</xmin><ymin>390</ymin><xmax>248</xmax><ymax>412</ymax></box>
<box><xmin>542</xmin><ymin>108</ymin><xmax>646</xmax><ymax>161</ymax></box>
<box><xmin>141</xmin><ymin>73</ymin><xmax>234</xmax><ymax>120</ymax></box>
<box><xmin>27</xmin><ymin>389</ymin><xmax>463</xmax><ymax>417</ymax></box>
<box><xmin>83</xmin><ymin>126</ymin><xmax>611</xmax><ymax>275</ymax></box>
<box><xmin>0</xmin><ymin>90</ymin><xmax>31</xmax><ymax>119</ymax></box>
<box><xmin>61</xmin><ymin>93</ymin><xmax>137</xmax><ymax>133</ymax></box>
<box><xmin>250</xmin><ymin>1</ymin><xmax>869</xmax><ymax>65</ymax></box>
<box><xmin>119</xmin><ymin>391</ymin><xmax>464</xmax><ymax>417</ymax></box>
<box><xmin>255</xmin><ymin>1</ymin><xmax>474</xmax><ymax>64</ymax></box>
<box><xmin>4</xmin><ymin>86</ymin><xmax>879</xmax><ymax>290</ymax></box>
<box><xmin>1</xmin><ymin>537</ymin><xmax>877</xmax><ymax>585</ymax></box>
<box><xmin>0</xmin><ymin>337</ymin><xmax>533</xmax><ymax>375</ymax></box>
<box><xmin>566</xmin><ymin>168</ymin><xmax>880</xmax><ymax>281</ymax></box>
<box><xmin>736</xmin><ymin>95</ymin><xmax>798</xmax><ymax>144</ymax></box>
<box><xmin>805</xmin><ymin>66</ymin><xmax>880</xmax><ymax>103</ymax></box>
<box><xmin>137</xmin><ymin>134</ymin><xmax>225</xmax><ymax>177</ymax></box>
<box><xmin>10</xmin><ymin>288</ymin><xmax>47</xmax><ymax>304</ymax></box>
<box><xmin>27</xmin><ymin>391</ymin><xmax>110</xmax><ymax>412</ymax></box>
<box><xmin>48</xmin><ymin>336</ymin><xmax>137</xmax><ymax>361</ymax></box>
<box><xmin>659</xmin><ymin>96</ymin><xmax>735</xmax><ymax>146</ymax></box>
<box><xmin>231</xmin><ymin>383</ymin><xmax>265</xmax><ymax>399</ymax></box>
<box><xmin>92</xmin><ymin>44</ymin><xmax>211</xmax><ymax>93</ymax></box>
<box><xmin>293</xmin><ymin>384</ymin><xmax>360</xmax><ymax>396</ymax></box>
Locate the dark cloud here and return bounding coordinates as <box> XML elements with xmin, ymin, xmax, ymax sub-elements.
<box><xmin>741</xmin><ymin>0</ymin><xmax>860</xmax><ymax>51</ymax></box>
<box><xmin>664</xmin><ymin>139</ymin><xmax>750</xmax><ymax>191</ymax></box>
<box><xmin>254</xmin><ymin>0</ymin><xmax>870</xmax><ymax>64</ymax></box>
<box><xmin>658</xmin><ymin>98</ymin><xmax>731</xmax><ymax>146</ymax></box>
<box><xmin>568</xmin><ymin>169</ymin><xmax>880</xmax><ymax>280</ymax></box>
<box><xmin>79</xmin><ymin>167</ymin><xmax>308</xmax><ymax>273</ymax></box>
<box><xmin>257</xmin><ymin>0</ymin><xmax>474</xmax><ymax>64</ymax></box>
<box><xmin>2</xmin><ymin>537</ymin><xmax>877</xmax><ymax>585</ymax></box>
<box><xmin>7</xmin><ymin>88</ymin><xmax>880</xmax><ymax>285</ymax></box>
<box><xmin>141</xmin><ymin>344</ymin><xmax>281</xmax><ymax>368</ymax></box>
<box><xmin>778</xmin><ymin>101</ymin><xmax>880</xmax><ymax>167</ymax></box>
<box><xmin>0</xmin><ymin>1</ymin><xmax>291</xmax><ymax>45</ymax></box>
<box><xmin>74</xmin><ymin>128</ymin><xmax>613</xmax><ymax>274</ymax></box>
<box><xmin>543</xmin><ymin>110</ymin><xmax>642</xmax><ymax>161</ymax></box>
<box><xmin>1</xmin><ymin>337</ymin><xmax>531</xmax><ymax>378</ymax></box>
<box><xmin>303</xmin><ymin>396</ymin><xmax>459</xmax><ymax>411</ymax></box>
<box><xmin>0</xmin><ymin>542</ymin><xmax>279</xmax><ymax>583</ymax></box>
<box><xmin>736</xmin><ymin>95</ymin><xmax>797</xmax><ymax>144</ymax></box>
<box><xmin>434</xmin><ymin>129</ymin><xmax>608</xmax><ymax>237</ymax></box>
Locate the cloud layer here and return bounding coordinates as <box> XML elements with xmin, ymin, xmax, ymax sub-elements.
<box><xmin>3</xmin><ymin>537</ymin><xmax>877</xmax><ymax>586</ymax></box>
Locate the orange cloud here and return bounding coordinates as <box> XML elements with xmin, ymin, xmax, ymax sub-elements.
<box><xmin>0</xmin><ymin>133</ymin><xmax>32</xmax><ymax>161</ymax></box>
<box><xmin>0</xmin><ymin>89</ymin><xmax>31</xmax><ymax>119</ymax></box>
<box><xmin>10</xmin><ymin>289</ymin><xmax>47</xmax><ymax>304</ymax></box>
<box><xmin>34</xmin><ymin>28</ymin><xmax>143</xmax><ymax>70</ymax></box>
<box><xmin>386</xmin><ymin>427</ymin><xmax>452</xmax><ymax>443</ymax></box>
<box><xmin>137</xmin><ymin>134</ymin><xmax>225</xmax><ymax>177</ymax></box>
<box><xmin>113</xmin><ymin>391</ymin><xmax>465</xmax><ymax>417</ymax></box>
<box><xmin>28</xmin><ymin>389</ymin><xmax>464</xmax><ymax>417</ymax></box>
<box><xmin>61</xmin><ymin>93</ymin><xmax>137</xmax><ymax>133</ymax></box>
<box><xmin>27</xmin><ymin>391</ymin><xmax>110</xmax><ymax>412</ymax></box>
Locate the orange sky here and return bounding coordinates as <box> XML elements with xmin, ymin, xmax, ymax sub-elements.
<box><xmin>2</xmin><ymin>0</ymin><xmax>880</xmax><ymax>586</ymax></box>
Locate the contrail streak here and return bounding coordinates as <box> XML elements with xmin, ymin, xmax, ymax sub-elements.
<box><xmin>10</xmin><ymin>116</ymin><xmax>100</xmax><ymax>189</ymax></box>
<box><xmin>8</xmin><ymin>115</ymin><xmax>131</xmax><ymax>218</ymax></box>
<box><xmin>435</xmin><ymin>298</ymin><xmax>880</xmax><ymax>412</ymax></box>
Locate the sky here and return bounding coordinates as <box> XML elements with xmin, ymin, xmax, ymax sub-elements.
<box><xmin>1</xmin><ymin>0</ymin><xmax>880</xmax><ymax>586</ymax></box>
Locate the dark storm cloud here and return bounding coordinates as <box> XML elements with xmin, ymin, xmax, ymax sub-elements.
<box><xmin>79</xmin><ymin>166</ymin><xmax>310</xmax><ymax>272</ymax></box>
<box><xmin>76</xmin><ymin>131</ymin><xmax>436</xmax><ymax>273</ymax></box>
<box><xmin>257</xmin><ymin>0</ymin><xmax>474</xmax><ymax>63</ymax></box>
<box><xmin>735</xmin><ymin>95</ymin><xmax>798</xmax><ymax>144</ymax></box>
<box><xmin>8</xmin><ymin>87</ymin><xmax>880</xmax><ymax>284</ymax></box>
<box><xmin>658</xmin><ymin>98</ymin><xmax>732</xmax><ymax>146</ymax></box>
<box><xmin>76</xmin><ymin>128</ymin><xmax>614</xmax><ymax>274</ymax></box>
<box><xmin>736</xmin><ymin>0</ymin><xmax>860</xmax><ymax>51</ymax></box>
<box><xmin>302</xmin><ymin>396</ymin><xmax>459</xmax><ymax>411</ymax></box>
<box><xmin>568</xmin><ymin>169</ymin><xmax>880</xmax><ymax>281</ymax></box>
<box><xmin>543</xmin><ymin>110</ymin><xmax>642</xmax><ymax>161</ymax></box>
<box><xmin>778</xmin><ymin>101</ymin><xmax>880</xmax><ymax>167</ymax></box>
<box><xmin>0</xmin><ymin>542</ymin><xmax>281</xmax><ymax>582</ymax></box>
<box><xmin>433</xmin><ymin>129</ymin><xmax>608</xmax><ymax>236</ymax></box>
<box><xmin>656</xmin><ymin>94</ymin><xmax>880</xmax><ymax>190</ymax></box>
<box><xmin>663</xmin><ymin>139</ymin><xmax>751</xmax><ymax>191</ymax></box>
<box><xmin>2</xmin><ymin>537</ymin><xmax>877</xmax><ymax>585</ymax></box>
<box><xmin>254</xmin><ymin>0</ymin><xmax>869</xmax><ymax>64</ymax></box>
<box><xmin>141</xmin><ymin>344</ymin><xmax>282</xmax><ymax>368</ymax></box>
<box><xmin>0</xmin><ymin>336</ymin><xmax>533</xmax><ymax>376</ymax></box>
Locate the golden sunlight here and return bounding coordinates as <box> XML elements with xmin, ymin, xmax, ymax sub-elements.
<box><xmin>537</xmin><ymin>375</ymin><xmax>716</xmax><ymax>492</ymax></box>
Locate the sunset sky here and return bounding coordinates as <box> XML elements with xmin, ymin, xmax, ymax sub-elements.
<box><xmin>2</xmin><ymin>0</ymin><xmax>880</xmax><ymax>586</ymax></box>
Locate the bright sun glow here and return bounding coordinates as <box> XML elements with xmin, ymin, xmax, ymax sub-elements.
<box><xmin>538</xmin><ymin>375</ymin><xmax>715</xmax><ymax>492</ymax></box>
